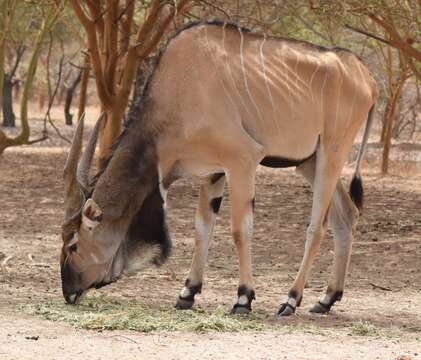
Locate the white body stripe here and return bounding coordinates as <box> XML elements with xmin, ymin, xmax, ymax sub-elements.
<box><xmin>308</xmin><ymin>57</ymin><xmax>321</xmax><ymax>103</ymax></box>
<box><xmin>239</xmin><ymin>28</ymin><xmax>265</xmax><ymax>125</ymax></box>
<box><xmin>204</xmin><ymin>26</ymin><xmax>238</xmax><ymax>112</ymax></box>
<box><xmin>320</xmin><ymin>67</ymin><xmax>329</xmax><ymax>120</ymax></box>
<box><xmin>221</xmin><ymin>24</ymin><xmax>255</xmax><ymax>119</ymax></box>
<box><xmin>259</xmin><ymin>35</ymin><xmax>277</xmax><ymax>120</ymax></box>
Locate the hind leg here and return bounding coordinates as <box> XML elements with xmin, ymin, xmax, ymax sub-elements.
<box><xmin>294</xmin><ymin>158</ymin><xmax>359</xmax><ymax>314</ymax></box>
<box><xmin>176</xmin><ymin>174</ymin><xmax>226</xmax><ymax>309</ymax></box>
<box><xmin>310</xmin><ymin>180</ymin><xmax>359</xmax><ymax>313</ymax></box>
<box><xmin>277</xmin><ymin>146</ymin><xmax>349</xmax><ymax>317</ymax></box>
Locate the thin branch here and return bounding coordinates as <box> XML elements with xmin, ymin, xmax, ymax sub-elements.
<box><xmin>47</xmin><ymin>115</ymin><xmax>71</xmax><ymax>143</ymax></box>
<box><xmin>43</xmin><ymin>53</ymin><xmax>71</xmax><ymax>144</ymax></box>
<box><xmin>344</xmin><ymin>23</ymin><xmax>390</xmax><ymax>45</ymax></box>
<box><xmin>368</xmin><ymin>13</ymin><xmax>421</xmax><ymax>62</ymax></box>
<box><xmin>69</xmin><ymin>61</ymin><xmax>90</xmax><ymax>71</ymax></box>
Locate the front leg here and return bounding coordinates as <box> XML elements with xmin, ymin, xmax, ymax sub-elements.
<box><xmin>227</xmin><ymin>166</ymin><xmax>257</xmax><ymax>314</ymax></box>
<box><xmin>175</xmin><ymin>174</ymin><xmax>225</xmax><ymax>310</ymax></box>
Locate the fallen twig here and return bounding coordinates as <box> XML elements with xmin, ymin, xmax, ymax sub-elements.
<box><xmin>105</xmin><ymin>334</ymin><xmax>141</xmax><ymax>345</ymax></box>
<box><xmin>369</xmin><ymin>282</ymin><xmax>393</xmax><ymax>291</ymax></box>
<box><xmin>32</xmin><ymin>263</ymin><xmax>52</xmax><ymax>268</ymax></box>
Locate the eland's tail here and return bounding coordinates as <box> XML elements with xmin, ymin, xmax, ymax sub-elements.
<box><xmin>349</xmin><ymin>105</ymin><xmax>375</xmax><ymax>212</ymax></box>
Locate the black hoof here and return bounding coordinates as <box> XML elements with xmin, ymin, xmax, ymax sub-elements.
<box><xmin>175</xmin><ymin>297</ymin><xmax>194</xmax><ymax>310</ymax></box>
<box><xmin>309</xmin><ymin>301</ymin><xmax>331</xmax><ymax>314</ymax></box>
<box><xmin>175</xmin><ymin>279</ymin><xmax>202</xmax><ymax>310</ymax></box>
<box><xmin>230</xmin><ymin>304</ymin><xmax>251</xmax><ymax>315</ymax></box>
<box><xmin>276</xmin><ymin>302</ymin><xmax>296</xmax><ymax>317</ymax></box>
<box><xmin>230</xmin><ymin>285</ymin><xmax>255</xmax><ymax>315</ymax></box>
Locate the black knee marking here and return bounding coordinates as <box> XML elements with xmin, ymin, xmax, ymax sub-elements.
<box><xmin>180</xmin><ymin>279</ymin><xmax>202</xmax><ymax>301</ymax></box>
<box><xmin>288</xmin><ymin>289</ymin><xmax>302</xmax><ymax>307</ymax></box>
<box><xmin>210</xmin><ymin>197</ymin><xmax>223</xmax><ymax>214</ymax></box>
<box><xmin>332</xmin><ymin>290</ymin><xmax>343</xmax><ymax>302</ymax></box>
<box><xmin>210</xmin><ymin>173</ymin><xmax>224</xmax><ymax>184</ymax></box>
<box><xmin>324</xmin><ymin>288</ymin><xmax>343</xmax><ymax>307</ymax></box>
<box><xmin>231</xmin><ymin>285</ymin><xmax>255</xmax><ymax>313</ymax></box>
<box><xmin>251</xmin><ymin>197</ymin><xmax>255</xmax><ymax>211</ymax></box>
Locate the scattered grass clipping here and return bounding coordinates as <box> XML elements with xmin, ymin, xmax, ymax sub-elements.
<box><xmin>19</xmin><ymin>297</ymin><xmax>268</xmax><ymax>333</ymax></box>
<box><xmin>20</xmin><ymin>297</ymin><xmax>394</xmax><ymax>337</ymax></box>
<box><xmin>350</xmin><ymin>321</ymin><xmax>381</xmax><ymax>337</ymax></box>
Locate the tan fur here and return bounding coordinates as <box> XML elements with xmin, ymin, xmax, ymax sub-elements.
<box><xmin>61</xmin><ymin>23</ymin><xmax>377</xmax><ymax>313</ymax></box>
<box><xmin>150</xmin><ymin>24</ymin><xmax>377</xmax><ymax>313</ymax></box>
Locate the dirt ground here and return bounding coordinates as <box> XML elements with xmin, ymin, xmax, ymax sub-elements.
<box><xmin>0</xmin><ymin>113</ymin><xmax>420</xmax><ymax>359</ymax></box>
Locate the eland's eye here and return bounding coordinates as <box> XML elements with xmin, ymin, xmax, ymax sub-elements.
<box><xmin>69</xmin><ymin>243</ymin><xmax>78</xmax><ymax>253</ymax></box>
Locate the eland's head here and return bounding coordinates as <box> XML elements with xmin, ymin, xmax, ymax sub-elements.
<box><xmin>60</xmin><ymin>115</ymin><xmax>171</xmax><ymax>304</ymax></box>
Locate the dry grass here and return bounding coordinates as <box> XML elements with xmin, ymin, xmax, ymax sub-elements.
<box><xmin>350</xmin><ymin>321</ymin><xmax>382</xmax><ymax>337</ymax></box>
<box><xmin>20</xmin><ymin>296</ymin><xmax>269</xmax><ymax>333</ymax></box>
<box><xmin>19</xmin><ymin>296</ymin><xmax>394</xmax><ymax>338</ymax></box>
<box><xmin>19</xmin><ymin>296</ymin><xmax>331</xmax><ymax>335</ymax></box>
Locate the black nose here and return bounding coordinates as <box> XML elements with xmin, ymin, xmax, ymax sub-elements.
<box><xmin>61</xmin><ymin>261</ymin><xmax>83</xmax><ymax>304</ymax></box>
<box><xmin>64</xmin><ymin>293</ymin><xmax>77</xmax><ymax>304</ymax></box>
<box><xmin>64</xmin><ymin>290</ymin><xmax>83</xmax><ymax>304</ymax></box>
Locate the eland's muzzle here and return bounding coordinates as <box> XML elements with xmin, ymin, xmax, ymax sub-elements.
<box><xmin>64</xmin><ymin>290</ymin><xmax>84</xmax><ymax>305</ymax></box>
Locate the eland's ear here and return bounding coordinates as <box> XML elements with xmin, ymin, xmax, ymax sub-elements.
<box><xmin>82</xmin><ymin>199</ymin><xmax>103</xmax><ymax>229</ymax></box>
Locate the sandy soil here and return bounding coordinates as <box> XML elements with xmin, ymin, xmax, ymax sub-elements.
<box><xmin>0</xmin><ymin>314</ymin><xmax>419</xmax><ymax>360</ymax></box>
<box><xmin>0</xmin><ymin>114</ymin><xmax>420</xmax><ymax>359</ymax></box>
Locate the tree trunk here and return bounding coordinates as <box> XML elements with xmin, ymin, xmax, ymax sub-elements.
<box><xmin>2</xmin><ymin>75</ymin><xmax>15</xmax><ymax>127</ymax></box>
<box><xmin>380</xmin><ymin>100</ymin><xmax>390</xmax><ymax>143</ymax></box>
<box><xmin>98</xmin><ymin>104</ymin><xmax>125</xmax><ymax>166</ymax></box>
<box><xmin>381</xmin><ymin>95</ymin><xmax>398</xmax><ymax>174</ymax></box>
<box><xmin>381</xmin><ymin>71</ymin><xmax>408</xmax><ymax>174</ymax></box>
<box><xmin>64</xmin><ymin>71</ymin><xmax>82</xmax><ymax>126</ymax></box>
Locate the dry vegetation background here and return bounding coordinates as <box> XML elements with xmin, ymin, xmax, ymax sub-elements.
<box><xmin>0</xmin><ymin>1</ymin><xmax>420</xmax><ymax>359</ymax></box>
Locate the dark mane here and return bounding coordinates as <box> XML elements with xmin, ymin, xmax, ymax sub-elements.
<box><xmin>90</xmin><ymin>58</ymin><xmax>160</xmax><ymax>189</ymax></box>
<box><xmin>172</xmin><ymin>19</ymin><xmax>357</xmax><ymax>57</ymax></box>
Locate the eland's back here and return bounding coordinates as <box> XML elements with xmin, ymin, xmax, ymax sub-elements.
<box><xmin>151</xmin><ymin>22</ymin><xmax>378</xmax><ymax>162</ymax></box>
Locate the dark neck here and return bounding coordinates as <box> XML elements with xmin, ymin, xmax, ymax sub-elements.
<box><xmin>92</xmin><ymin>130</ymin><xmax>159</xmax><ymax>224</ymax></box>
<box><xmin>92</xmin><ymin>129</ymin><xmax>171</xmax><ymax>265</ymax></box>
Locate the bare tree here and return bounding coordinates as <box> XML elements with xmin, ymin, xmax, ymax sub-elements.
<box><xmin>67</xmin><ymin>0</ymin><xmax>193</xmax><ymax>165</ymax></box>
<box><xmin>0</xmin><ymin>6</ymin><xmax>59</xmax><ymax>154</ymax></box>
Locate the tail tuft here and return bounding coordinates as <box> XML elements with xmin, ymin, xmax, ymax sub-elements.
<box><xmin>349</xmin><ymin>175</ymin><xmax>363</xmax><ymax>211</ymax></box>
